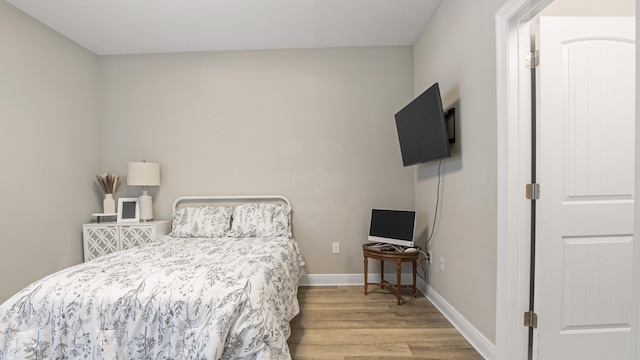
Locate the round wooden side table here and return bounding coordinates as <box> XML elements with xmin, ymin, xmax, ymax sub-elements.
<box><xmin>362</xmin><ymin>243</ymin><xmax>419</xmax><ymax>305</ymax></box>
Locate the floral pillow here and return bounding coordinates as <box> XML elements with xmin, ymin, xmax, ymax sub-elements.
<box><xmin>229</xmin><ymin>203</ymin><xmax>292</xmax><ymax>237</ymax></box>
<box><xmin>171</xmin><ymin>205</ymin><xmax>233</xmax><ymax>238</ymax></box>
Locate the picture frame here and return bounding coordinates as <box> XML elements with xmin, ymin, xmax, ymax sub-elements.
<box><xmin>117</xmin><ymin>198</ymin><xmax>140</xmax><ymax>223</ymax></box>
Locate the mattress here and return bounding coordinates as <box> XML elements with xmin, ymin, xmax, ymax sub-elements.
<box><xmin>0</xmin><ymin>235</ymin><xmax>306</xmax><ymax>359</ymax></box>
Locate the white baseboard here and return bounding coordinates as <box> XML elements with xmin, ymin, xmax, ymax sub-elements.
<box><xmin>298</xmin><ymin>273</ymin><xmax>415</xmax><ymax>286</ymax></box>
<box><xmin>300</xmin><ymin>274</ymin><xmax>495</xmax><ymax>360</ymax></box>
<box><xmin>420</xmin><ymin>280</ymin><xmax>496</xmax><ymax>360</ymax></box>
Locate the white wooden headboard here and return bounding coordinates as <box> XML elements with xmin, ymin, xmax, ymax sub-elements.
<box><xmin>172</xmin><ymin>195</ymin><xmax>291</xmax><ymax>212</ymax></box>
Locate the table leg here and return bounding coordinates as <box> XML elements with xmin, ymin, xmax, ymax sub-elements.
<box><xmin>412</xmin><ymin>260</ymin><xmax>417</xmax><ymax>297</ymax></box>
<box><xmin>380</xmin><ymin>260</ymin><xmax>385</xmax><ymax>289</ymax></box>
<box><xmin>364</xmin><ymin>255</ymin><xmax>368</xmax><ymax>295</ymax></box>
<box><xmin>396</xmin><ymin>259</ymin><xmax>402</xmax><ymax>305</ymax></box>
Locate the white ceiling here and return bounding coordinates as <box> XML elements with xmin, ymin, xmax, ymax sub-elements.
<box><xmin>6</xmin><ymin>0</ymin><xmax>442</xmax><ymax>56</ymax></box>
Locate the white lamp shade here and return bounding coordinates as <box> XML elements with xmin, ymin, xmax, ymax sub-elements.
<box><xmin>127</xmin><ymin>162</ymin><xmax>160</xmax><ymax>186</ymax></box>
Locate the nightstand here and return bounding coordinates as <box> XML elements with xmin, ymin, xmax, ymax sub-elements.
<box><xmin>82</xmin><ymin>220</ymin><xmax>170</xmax><ymax>262</ymax></box>
<box><xmin>362</xmin><ymin>243</ymin><xmax>419</xmax><ymax>305</ymax></box>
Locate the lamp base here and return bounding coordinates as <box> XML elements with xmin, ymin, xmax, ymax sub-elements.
<box><xmin>139</xmin><ymin>190</ymin><xmax>154</xmax><ymax>221</ymax></box>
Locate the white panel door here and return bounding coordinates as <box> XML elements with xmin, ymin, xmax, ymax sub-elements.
<box><xmin>534</xmin><ymin>17</ymin><xmax>635</xmax><ymax>359</ymax></box>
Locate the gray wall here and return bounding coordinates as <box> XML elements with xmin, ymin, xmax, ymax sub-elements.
<box><xmin>0</xmin><ymin>1</ymin><xmax>100</xmax><ymax>302</ymax></box>
<box><xmin>412</xmin><ymin>0</ymin><xmax>505</xmax><ymax>343</ymax></box>
<box><xmin>98</xmin><ymin>47</ymin><xmax>415</xmax><ymax>275</ymax></box>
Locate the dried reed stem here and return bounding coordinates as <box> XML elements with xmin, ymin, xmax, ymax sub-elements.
<box><xmin>96</xmin><ymin>173</ymin><xmax>119</xmax><ymax>194</ymax></box>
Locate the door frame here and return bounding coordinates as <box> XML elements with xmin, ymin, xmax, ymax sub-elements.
<box><xmin>495</xmin><ymin>1</ymin><xmax>640</xmax><ymax>359</ymax></box>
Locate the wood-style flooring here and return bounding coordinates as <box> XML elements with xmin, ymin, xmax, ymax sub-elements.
<box><xmin>288</xmin><ymin>286</ymin><xmax>483</xmax><ymax>360</ymax></box>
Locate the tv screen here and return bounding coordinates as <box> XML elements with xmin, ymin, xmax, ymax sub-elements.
<box><xmin>395</xmin><ymin>83</ymin><xmax>451</xmax><ymax>166</ymax></box>
<box><xmin>368</xmin><ymin>209</ymin><xmax>416</xmax><ymax>248</ymax></box>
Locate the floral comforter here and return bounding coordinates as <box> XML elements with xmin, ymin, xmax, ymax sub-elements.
<box><xmin>0</xmin><ymin>236</ymin><xmax>306</xmax><ymax>359</ymax></box>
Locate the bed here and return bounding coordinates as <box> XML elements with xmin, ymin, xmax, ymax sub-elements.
<box><xmin>0</xmin><ymin>195</ymin><xmax>306</xmax><ymax>359</ymax></box>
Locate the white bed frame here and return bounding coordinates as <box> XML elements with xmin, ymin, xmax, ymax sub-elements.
<box><xmin>172</xmin><ymin>195</ymin><xmax>291</xmax><ymax>212</ymax></box>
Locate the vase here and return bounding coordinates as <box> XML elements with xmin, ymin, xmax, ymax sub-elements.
<box><xmin>103</xmin><ymin>194</ymin><xmax>116</xmax><ymax>214</ymax></box>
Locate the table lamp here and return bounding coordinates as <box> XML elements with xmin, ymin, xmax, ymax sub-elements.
<box><xmin>127</xmin><ymin>161</ymin><xmax>160</xmax><ymax>221</ymax></box>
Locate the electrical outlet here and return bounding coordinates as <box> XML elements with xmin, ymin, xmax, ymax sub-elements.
<box><xmin>427</xmin><ymin>250</ymin><xmax>433</xmax><ymax>264</ymax></box>
<box><xmin>332</xmin><ymin>242</ymin><xmax>340</xmax><ymax>254</ymax></box>
<box><xmin>439</xmin><ymin>257</ymin><xmax>445</xmax><ymax>272</ymax></box>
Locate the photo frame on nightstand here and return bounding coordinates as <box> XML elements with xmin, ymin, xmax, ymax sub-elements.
<box><xmin>117</xmin><ymin>198</ymin><xmax>140</xmax><ymax>223</ymax></box>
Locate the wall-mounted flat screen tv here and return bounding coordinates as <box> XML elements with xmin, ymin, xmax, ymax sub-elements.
<box><xmin>395</xmin><ymin>83</ymin><xmax>451</xmax><ymax>166</ymax></box>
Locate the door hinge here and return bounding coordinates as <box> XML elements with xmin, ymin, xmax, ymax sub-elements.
<box><xmin>525</xmin><ymin>50</ymin><xmax>539</xmax><ymax>69</ymax></box>
<box><xmin>525</xmin><ymin>183</ymin><xmax>540</xmax><ymax>200</ymax></box>
<box><xmin>524</xmin><ymin>311</ymin><xmax>538</xmax><ymax>329</ymax></box>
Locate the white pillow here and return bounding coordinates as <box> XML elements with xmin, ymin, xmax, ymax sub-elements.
<box><xmin>229</xmin><ymin>203</ymin><xmax>292</xmax><ymax>237</ymax></box>
<box><xmin>171</xmin><ymin>206</ymin><xmax>232</xmax><ymax>238</ymax></box>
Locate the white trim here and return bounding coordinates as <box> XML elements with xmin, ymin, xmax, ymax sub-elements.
<box><xmin>495</xmin><ymin>1</ymin><xmax>551</xmax><ymax>359</ymax></box>
<box><xmin>299</xmin><ymin>273</ymin><xmax>416</xmax><ymax>287</ymax></box>
<box><xmin>424</xmin><ymin>284</ymin><xmax>496</xmax><ymax>360</ymax></box>
<box><xmin>632</xmin><ymin>1</ymin><xmax>640</xmax><ymax>358</ymax></box>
